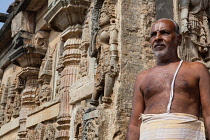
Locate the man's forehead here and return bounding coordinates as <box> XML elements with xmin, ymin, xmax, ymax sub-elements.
<box><xmin>151</xmin><ymin>20</ymin><xmax>175</xmax><ymax>32</ymax></box>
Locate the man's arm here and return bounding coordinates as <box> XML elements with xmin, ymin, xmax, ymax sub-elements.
<box><xmin>198</xmin><ymin>63</ymin><xmax>210</xmax><ymax>137</ymax></box>
<box><xmin>126</xmin><ymin>73</ymin><xmax>145</xmax><ymax>140</ymax></box>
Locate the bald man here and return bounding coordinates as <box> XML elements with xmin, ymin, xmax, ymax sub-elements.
<box><xmin>126</xmin><ymin>19</ymin><xmax>210</xmax><ymax>140</ymax></box>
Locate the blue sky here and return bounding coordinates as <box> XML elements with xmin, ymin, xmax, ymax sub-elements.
<box><xmin>0</xmin><ymin>0</ymin><xmax>15</xmax><ymax>28</ymax></box>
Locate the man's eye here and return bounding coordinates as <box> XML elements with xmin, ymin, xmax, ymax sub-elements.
<box><xmin>150</xmin><ymin>33</ymin><xmax>156</xmax><ymax>37</ymax></box>
<box><xmin>160</xmin><ymin>31</ymin><xmax>170</xmax><ymax>35</ymax></box>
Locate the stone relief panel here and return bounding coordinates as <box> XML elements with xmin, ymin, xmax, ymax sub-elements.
<box><xmin>179</xmin><ymin>0</ymin><xmax>210</xmax><ymax>68</ymax></box>
<box><xmin>37</xmin><ymin>51</ymin><xmax>53</xmax><ymax>105</ymax></box>
<box><xmin>79</xmin><ymin>15</ymin><xmax>91</xmax><ymax>78</ymax></box>
<box><xmin>88</xmin><ymin>0</ymin><xmax>119</xmax><ymax>109</ymax></box>
<box><xmin>33</xmin><ymin>123</ymin><xmax>45</xmax><ymax>140</ymax></box>
<box><xmin>43</xmin><ymin>124</ymin><xmax>56</xmax><ymax>140</ymax></box>
<box><xmin>83</xmin><ymin>110</ymin><xmax>99</xmax><ymax>140</ymax></box>
<box><xmin>74</xmin><ymin>107</ymin><xmax>85</xmax><ymax>139</ymax></box>
<box><xmin>12</xmin><ymin>92</ymin><xmax>21</xmax><ymax>118</ymax></box>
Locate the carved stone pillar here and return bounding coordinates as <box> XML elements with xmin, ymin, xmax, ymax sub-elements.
<box><xmin>17</xmin><ymin>68</ymin><xmax>39</xmax><ymax>140</ymax></box>
<box><xmin>56</xmin><ymin>26</ymin><xmax>82</xmax><ymax>140</ymax></box>
<box><xmin>18</xmin><ymin>67</ymin><xmax>39</xmax><ymax>107</ymax></box>
<box><xmin>18</xmin><ymin>108</ymin><xmax>29</xmax><ymax>140</ymax></box>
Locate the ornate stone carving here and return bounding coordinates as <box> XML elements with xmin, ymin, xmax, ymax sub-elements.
<box><xmin>25</xmin><ymin>130</ymin><xmax>35</xmax><ymax>140</ymax></box>
<box><xmin>179</xmin><ymin>0</ymin><xmax>210</xmax><ymax>66</ymax></box>
<box><xmin>5</xmin><ymin>79</ymin><xmax>17</xmax><ymax>122</ymax></box>
<box><xmin>18</xmin><ymin>108</ymin><xmax>29</xmax><ymax>139</ymax></box>
<box><xmin>89</xmin><ymin>0</ymin><xmax>119</xmax><ymax>109</ymax></box>
<box><xmin>83</xmin><ymin>110</ymin><xmax>99</xmax><ymax>140</ymax></box>
<box><xmin>79</xmin><ymin>14</ymin><xmax>91</xmax><ymax>78</ymax></box>
<box><xmin>56</xmin><ymin>36</ymin><xmax>82</xmax><ymax>140</ymax></box>
<box><xmin>1</xmin><ymin>78</ymin><xmax>11</xmax><ymax>124</ymax></box>
<box><xmin>33</xmin><ymin>31</ymin><xmax>50</xmax><ymax>55</ymax></box>
<box><xmin>44</xmin><ymin>0</ymin><xmax>91</xmax><ymax>32</ymax></box>
<box><xmin>74</xmin><ymin>108</ymin><xmax>85</xmax><ymax>139</ymax></box>
<box><xmin>34</xmin><ymin>123</ymin><xmax>45</xmax><ymax>140</ymax></box>
<box><xmin>37</xmin><ymin>53</ymin><xmax>53</xmax><ymax>105</ymax></box>
<box><xmin>0</xmin><ymin>106</ymin><xmax>4</xmax><ymax>127</ymax></box>
<box><xmin>18</xmin><ymin>67</ymin><xmax>39</xmax><ymax>107</ymax></box>
<box><xmin>43</xmin><ymin>124</ymin><xmax>56</xmax><ymax>140</ymax></box>
<box><xmin>39</xmin><ymin>84</ymin><xmax>51</xmax><ymax>104</ymax></box>
<box><xmin>12</xmin><ymin>93</ymin><xmax>21</xmax><ymax>118</ymax></box>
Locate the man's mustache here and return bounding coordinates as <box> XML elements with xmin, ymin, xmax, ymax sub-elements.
<box><xmin>153</xmin><ymin>43</ymin><xmax>166</xmax><ymax>48</ymax></box>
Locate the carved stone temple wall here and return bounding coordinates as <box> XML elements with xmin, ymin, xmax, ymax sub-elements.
<box><xmin>0</xmin><ymin>0</ymin><xmax>209</xmax><ymax>139</ymax></box>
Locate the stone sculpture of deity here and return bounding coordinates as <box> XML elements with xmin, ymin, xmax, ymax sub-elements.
<box><xmin>88</xmin><ymin>0</ymin><xmax>118</xmax><ymax>109</ymax></box>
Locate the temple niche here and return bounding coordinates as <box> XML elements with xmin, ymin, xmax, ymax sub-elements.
<box><xmin>0</xmin><ymin>0</ymin><xmax>165</xmax><ymax>139</ymax></box>
<box><xmin>178</xmin><ymin>0</ymin><xmax>210</xmax><ymax>69</ymax></box>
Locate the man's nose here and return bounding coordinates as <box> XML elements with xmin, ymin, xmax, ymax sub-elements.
<box><xmin>155</xmin><ymin>32</ymin><xmax>162</xmax><ymax>41</ymax></box>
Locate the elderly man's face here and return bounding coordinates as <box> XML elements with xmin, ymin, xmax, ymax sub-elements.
<box><xmin>150</xmin><ymin>20</ymin><xmax>181</xmax><ymax>59</ymax></box>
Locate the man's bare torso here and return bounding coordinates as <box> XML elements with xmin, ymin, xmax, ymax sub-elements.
<box><xmin>139</xmin><ymin>61</ymin><xmax>201</xmax><ymax>117</ymax></box>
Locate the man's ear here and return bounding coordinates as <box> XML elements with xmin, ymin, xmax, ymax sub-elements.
<box><xmin>177</xmin><ymin>34</ymin><xmax>182</xmax><ymax>46</ymax></box>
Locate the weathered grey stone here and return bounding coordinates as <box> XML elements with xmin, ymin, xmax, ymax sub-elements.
<box><xmin>155</xmin><ymin>0</ymin><xmax>174</xmax><ymax>20</ymax></box>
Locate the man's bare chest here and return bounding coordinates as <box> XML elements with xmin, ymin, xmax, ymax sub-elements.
<box><xmin>140</xmin><ymin>71</ymin><xmax>198</xmax><ymax>99</ymax></box>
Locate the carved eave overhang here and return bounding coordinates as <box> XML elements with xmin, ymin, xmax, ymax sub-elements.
<box><xmin>0</xmin><ymin>13</ymin><xmax>9</xmax><ymax>23</ymax></box>
<box><xmin>26</xmin><ymin>0</ymin><xmax>48</xmax><ymax>11</ymax></box>
<box><xmin>0</xmin><ymin>0</ymin><xmax>35</xmax><ymax>70</ymax></box>
<box><xmin>8</xmin><ymin>32</ymin><xmax>45</xmax><ymax>68</ymax></box>
<box><xmin>44</xmin><ymin>0</ymin><xmax>90</xmax><ymax>32</ymax></box>
<box><xmin>0</xmin><ymin>0</ymin><xmax>32</xmax><ymax>50</ymax></box>
<box><xmin>61</xmin><ymin>24</ymin><xmax>83</xmax><ymax>41</ymax></box>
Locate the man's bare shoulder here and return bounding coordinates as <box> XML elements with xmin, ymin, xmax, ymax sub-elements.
<box><xmin>135</xmin><ymin>68</ymin><xmax>154</xmax><ymax>83</ymax></box>
<box><xmin>184</xmin><ymin>61</ymin><xmax>208</xmax><ymax>71</ymax></box>
<box><xmin>183</xmin><ymin>61</ymin><xmax>209</xmax><ymax>77</ymax></box>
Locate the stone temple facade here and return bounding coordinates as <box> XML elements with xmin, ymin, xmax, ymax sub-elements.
<box><xmin>0</xmin><ymin>0</ymin><xmax>209</xmax><ymax>139</ymax></box>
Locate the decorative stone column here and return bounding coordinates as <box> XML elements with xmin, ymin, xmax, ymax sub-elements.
<box><xmin>44</xmin><ymin>0</ymin><xmax>90</xmax><ymax>139</ymax></box>
<box><xmin>56</xmin><ymin>25</ymin><xmax>82</xmax><ymax>140</ymax></box>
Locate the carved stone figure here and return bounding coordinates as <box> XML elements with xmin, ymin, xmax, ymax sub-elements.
<box><xmin>0</xmin><ymin>106</ymin><xmax>4</xmax><ymax>127</ymax></box>
<box><xmin>180</xmin><ymin>0</ymin><xmax>210</xmax><ymax>65</ymax></box>
<box><xmin>12</xmin><ymin>93</ymin><xmax>21</xmax><ymax>118</ymax></box>
<box><xmin>83</xmin><ymin>118</ymin><xmax>99</xmax><ymax>140</ymax></box>
<box><xmin>74</xmin><ymin>108</ymin><xmax>85</xmax><ymax>139</ymax></box>
<box><xmin>39</xmin><ymin>84</ymin><xmax>51</xmax><ymax>104</ymax></box>
<box><xmin>43</xmin><ymin>124</ymin><xmax>56</xmax><ymax>140</ymax></box>
<box><xmin>89</xmin><ymin>0</ymin><xmax>119</xmax><ymax>109</ymax></box>
<box><xmin>34</xmin><ymin>31</ymin><xmax>50</xmax><ymax>54</ymax></box>
<box><xmin>5</xmin><ymin>103</ymin><xmax>12</xmax><ymax>123</ymax></box>
<box><xmin>25</xmin><ymin>129</ymin><xmax>35</xmax><ymax>140</ymax></box>
<box><xmin>34</xmin><ymin>123</ymin><xmax>45</xmax><ymax>140</ymax></box>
